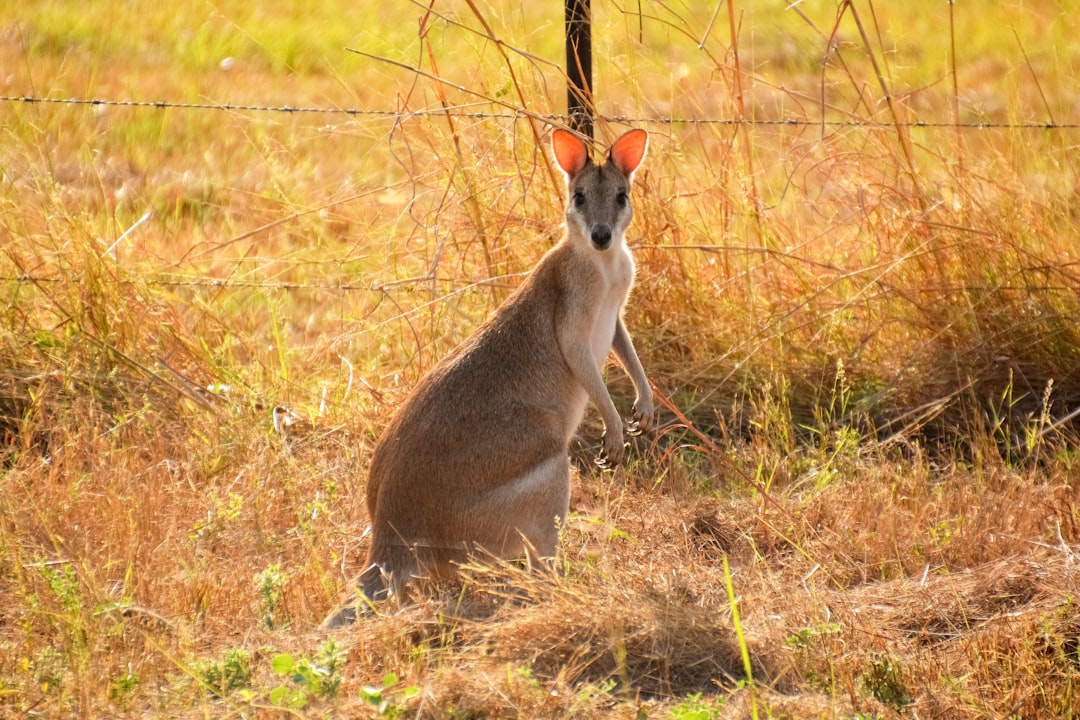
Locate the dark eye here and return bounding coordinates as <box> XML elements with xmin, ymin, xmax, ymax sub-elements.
<box><xmin>573</xmin><ymin>191</ymin><xmax>586</xmax><ymax>208</ymax></box>
<box><xmin>616</xmin><ymin>191</ymin><xmax>628</xmax><ymax>208</ymax></box>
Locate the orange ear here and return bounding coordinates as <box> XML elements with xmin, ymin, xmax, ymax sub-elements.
<box><xmin>552</xmin><ymin>129</ymin><xmax>589</xmax><ymax>179</ymax></box>
<box><xmin>608</xmin><ymin>128</ymin><xmax>648</xmax><ymax>177</ymax></box>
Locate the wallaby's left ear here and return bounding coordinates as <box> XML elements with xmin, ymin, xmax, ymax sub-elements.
<box><xmin>608</xmin><ymin>129</ymin><xmax>648</xmax><ymax>179</ymax></box>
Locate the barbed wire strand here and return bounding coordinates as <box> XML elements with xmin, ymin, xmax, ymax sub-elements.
<box><xmin>0</xmin><ymin>272</ymin><xmax>528</xmax><ymax>294</ymax></box>
<box><xmin>1</xmin><ymin>275</ymin><xmax>388</xmax><ymax>292</ymax></box>
<box><xmin>2</xmin><ymin>95</ymin><xmax>1077</xmax><ymax>130</ymax></box>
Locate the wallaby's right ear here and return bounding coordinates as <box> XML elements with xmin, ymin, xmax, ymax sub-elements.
<box><xmin>552</xmin><ymin>129</ymin><xmax>589</xmax><ymax>180</ymax></box>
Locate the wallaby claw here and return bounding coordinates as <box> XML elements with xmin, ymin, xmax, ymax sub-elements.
<box><xmin>625</xmin><ymin>418</ymin><xmax>643</xmax><ymax>437</ymax></box>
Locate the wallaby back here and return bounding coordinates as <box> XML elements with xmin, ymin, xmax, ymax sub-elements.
<box><xmin>322</xmin><ymin>128</ymin><xmax>653</xmax><ymax>628</ymax></box>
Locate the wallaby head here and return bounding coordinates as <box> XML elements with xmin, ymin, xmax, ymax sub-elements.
<box><xmin>321</xmin><ymin>127</ymin><xmax>654</xmax><ymax>629</ymax></box>
<box><xmin>552</xmin><ymin>128</ymin><xmax>648</xmax><ymax>252</ymax></box>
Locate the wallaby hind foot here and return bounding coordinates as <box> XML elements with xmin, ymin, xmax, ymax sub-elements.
<box><xmin>320</xmin><ymin>563</ymin><xmax>387</xmax><ymax>629</ymax></box>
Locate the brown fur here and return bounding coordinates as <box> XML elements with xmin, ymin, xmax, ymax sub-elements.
<box><xmin>323</xmin><ymin>128</ymin><xmax>653</xmax><ymax>627</ymax></box>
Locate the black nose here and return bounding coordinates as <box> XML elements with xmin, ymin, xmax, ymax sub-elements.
<box><xmin>591</xmin><ymin>225</ymin><xmax>612</xmax><ymax>249</ymax></box>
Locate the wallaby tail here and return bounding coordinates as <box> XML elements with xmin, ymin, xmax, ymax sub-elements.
<box><xmin>319</xmin><ymin>563</ymin><xmax>387</xmax><ymax>629</ymax></box>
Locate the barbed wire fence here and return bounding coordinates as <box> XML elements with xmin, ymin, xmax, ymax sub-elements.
<box><xmin>7</xmin><ymin>0</ymin><xmax>1080</xmax><ymax>300</ymax></box>
<box><xmin>4</xmin><ymin>92</ymin><xmax>1080</xmax><ymax>295</ymax></box>
<box><xmin>4</xmin><ymin>95</ymin><xmax>1080</xmax><ymax>130</ymax></box>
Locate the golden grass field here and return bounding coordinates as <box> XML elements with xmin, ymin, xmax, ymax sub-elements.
<box><xmin>2</xmin><ymin>1</ymin><xmax>1080</xmax><ymax>717</ymax></box>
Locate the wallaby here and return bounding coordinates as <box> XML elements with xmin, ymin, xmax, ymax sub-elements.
<box><xmin>322</xmin><ymin>127</ymin><xmax>653</xmax><ymax>628</ymax></box>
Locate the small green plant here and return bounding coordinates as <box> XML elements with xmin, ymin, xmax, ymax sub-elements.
<box><xmin>507</xmin><ymin>664</ymin><xmax>552</xmax><ymax>705</ymax></box>
<box><xmin>108</xmin><ymin>672</ymin><xmax>139</xmax><ymax>708</ymax></box>
<box><xmin>988</xmin><ymin>370</ymin><xmax>1023</xmax><ymax>466</ymax></box>
<box><xmin>269</xmin><ymin>639</ymin><xmax>348</xmax><ymax>708</ymax></box>
<box><xmin>568</xmin><ymin>678</ymin><xmax>617</xmax><ymax>715</ymax></box>
<box><xmin>860</xmin><ymin>652</ymin><xmax>911</xmax><ymax>710</ymax></box>
<box><xmin>190</xmin><ymin>491</ymin><xmax>244</xmax><ymax>543</ymax></box>
<box><xmin>785</xmin><ymin>621</ymin><xmax>845</xmax><ymax>693</ymax></box>
<box><xmin>358</xmin><ymin>672</ymin><xmax>421</xmax><ymax>718</ymax></box>
<box><xmin>40</xmin><ymin>562</ymin><xmax>82</xmax><ymax>614</ymax></box>
<box><xmin>33</xmin><ymin>646</ymin><xmax>65</xmax><ymax>695</ymax></box>
<box><xmin>197</xmin><ymin>648</ymin><xmax>252</xmax><ymax>697</ymax></box>
<box><xmin>255</xmin><ymin>562</ymin><xmax>288</xmax><ymax>629</ymax></box>
<box><xmin>785</xmin><ymin>621</ymin><xmax>844</xmax><ymax>651</ymax></box>
<box><xmin>669</xmin><ymin>692</ymin><xmax>724</xmax><ymax>720</ymax></box>
<box><xmin>298</xmin><ymin>497</ymin><xmax>330</xmax><ymax>535</ymax></box>
<box><xmin>929</xmin><ymin>517</ymin><xmax>962</xmax><ymax>547</ymax></box>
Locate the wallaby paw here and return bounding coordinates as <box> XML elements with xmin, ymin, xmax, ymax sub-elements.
<box><xmin>595</xmin><ymin>433</ymin><xmax>625</xmax><ymax>469</ymax></box>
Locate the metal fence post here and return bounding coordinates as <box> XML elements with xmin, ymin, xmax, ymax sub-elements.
<box><xmin>565</xmin><ymin>0</ymin><xmax>593</xmax><ymax>140</ymax></box>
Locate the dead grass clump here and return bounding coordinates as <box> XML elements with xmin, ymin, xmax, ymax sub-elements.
<box><xmin>687</xmin><ymin>501</ymin><xmax>746</xmax><ymax>558</ymax></box>
<box><xmin>839</xmin><ymin>556</ymin><xmax>1071</xmax><ymax>645</ymax></box>
<box><xmin>819</xmin><ymin>552</ymin><xmax>1080</xmax><ymax>718</ymax></box>
<box><xmin>339</xmin><ymin>562</ymin><xmax>781</xmax><ymax>718</ymax></box>
<box><xmin>478</xmin><ymin>589</ymin><xmax>754</xmax><ymax>696</ymax></box>
<box><xmin>683</xmin><ymin>498</ymin><xmax>799</xmax><ymax>569</ymax></box>
<box><xmin>775</xmin><ymin>451</ymin><xmax>1079</xmax><ymax>588</ymax></box>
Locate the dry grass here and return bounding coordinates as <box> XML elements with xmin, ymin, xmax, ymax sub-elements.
<box><xmin>3</xmin><ymin>1</ymin><xmax>1080</xmax><ymax>718</ymax></box>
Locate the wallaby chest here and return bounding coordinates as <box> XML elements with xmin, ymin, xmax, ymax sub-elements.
<box><xmin>586</xmin><ymin>244</ymin><xmax>635</xmax><ymax>370</ymax></box>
